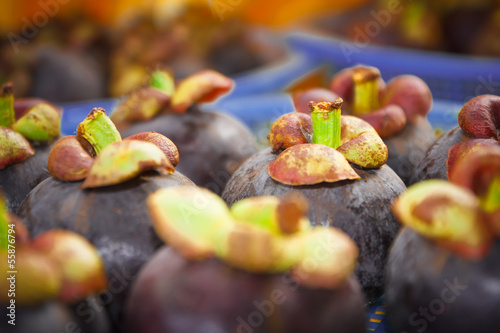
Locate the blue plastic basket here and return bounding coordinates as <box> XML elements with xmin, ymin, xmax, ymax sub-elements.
<box><xmin>286</xmin><ymin>32</ymin><xmax>500</xmax><ymax>104</ymax></box>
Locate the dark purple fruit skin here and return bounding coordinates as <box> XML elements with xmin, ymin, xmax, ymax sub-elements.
<box><xmin>384</xmin><ymin>117</ymin><xmax>436</xmax><ymax>185</ymax></box>
<box><xmin>121</xmin><ymin>108</ymin><xmax>258</xmax><ymax>195</ymax></box>
<box><xmin>222</xmin><ymin>148</ymin><xmax>406</xmax><ymax>302</ymax></box>
<box><xmin>17</xmin><ymin>171</ymin><xmax>195</xmax><ymax>331</ymax></box>
<box><xmin>386</xmin><ymin>228</ymin><xmax>500</xmax><ymax>333</ymax></box>
<box><xmin>0</xmin><ymin>142</ymin><xmax>52</xmax><ymax>213</ymax></box>
<box><xmin>125</xmin><ymin>247</ymin><xmax>366</xmax><ymax>333</ymax></box>
<box><xmin>409</xmin><ymin>126</ymin><xmax>466</xmax><ymax>184</ymax></box>
<box><xmin>0</xmin><ymin>296</ymin><xmax>110</xmax><ymax>333</ymax></box>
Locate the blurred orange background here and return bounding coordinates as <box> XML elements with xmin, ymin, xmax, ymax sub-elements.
<box><xmin>1</xmin><ymin>0</ymin><xmax>369</xmax><ymax>33</ymax></box>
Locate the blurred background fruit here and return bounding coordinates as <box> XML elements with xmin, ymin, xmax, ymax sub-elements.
<box><xmin>2</xmin><ymin>0</ymin><xmax>499</xmax><ymax>102</ymax></box>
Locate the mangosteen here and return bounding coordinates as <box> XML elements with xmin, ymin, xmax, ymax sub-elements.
<box><xmin>17</xmin><ymin>108</ymin><xmax>196</xmax><ymax>330</ymax></box>
<box><xmin>0</xmin><ymin>199</ymin><xmax>111</xmax><ymax>333</ymax></box>
<box><xmin>111</xmin><ymin>68</ymin><xmax>258</xmax><ymax>195</ymax></box>
<box><xmin>0</xmin><ymin>83</ymin><xmax>61</xmax><ymax>212</ymax></box>
<box><xmin>125</xmin><ymin>187</ymin><xmax>366</xmax><ymax>333</ymax></box>
<box><xmin>294</xmin><ymin>65</ymin><xmax>435</xmax><ymax>185</ymax></box>
<box><xmin>386</xmin><ymin>146</ymin><xmax>500</xmax><ymax>333</ymax></box>
<box><xmin>411</xmin><ymin>94</ymin><xmax>500</xmax><ymax>183</ymax></box>
<box><xmin>222</xmin><ymin>99</ymin><xmax>406</xmax><ymax>302</ymax></box>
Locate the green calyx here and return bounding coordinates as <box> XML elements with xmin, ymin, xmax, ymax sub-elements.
<box><xmin>111</xmin><ymin>69</ymin><xmax>174</xmax><ymax>126</ymax></box>
<box><xmin>147</xmin><ymin>187</ymin><xmax>358</xmax><ymax>289</ymax></box>
<box><xmin>229</xmin><ymin>194</ymin><xmax>311</xmax><ymax>235</ymax></box>
<box><xmin>0</xmin><ymin>82</ymin><xmax>62</xmax><ymax>169</ymax></box>
<box><xmin>392</xmin><ymin>180</ymin><xmax>493</xmax><ymax>259</ymax></box>
<box><xmin>148</xmin><ymin>187</ymin><xmax>233</xmax><ymax>259</ymax></box>
<box><xmin>1</xmin><ymin>82</ymin><xmax>61</xmax><ymax>141</ymax></box>
<box><xmin>12</xmin><ymin>103</ymin><xmax>61</xmax><ymax>141</ymax></box>
<box><xmin>0</xmin><ymin>83</ymin><xmax>15</xmax><ymax>128</ymax></box>
<box><xmin>81</xmin><ymin>140</ymin><xmax>174</xmax><ymax>189</ymax></box>
<box><xmin>77</xmin><ymin>108</ymin><xmax>122</xmax><ymax>155</ymax></box>
<box><xmin>311</xmin><ymin>99</ymin><xmax>342</xmax><ymax>149</ymax></box>
<box><xmin>150</xmin><ymin>69</ymin><xmax>175</xmax><ymax>96</ymax></box>
<box><xmin>352</xmin><ymin>66</ymin><xmax>380</xmax><ymax>115</ymax></box>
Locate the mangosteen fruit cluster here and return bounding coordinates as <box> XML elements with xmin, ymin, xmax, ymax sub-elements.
<box><xmin>17</xmin><ymin>108</ymin><xmax>196</xmax><ymax>330</ymax></box>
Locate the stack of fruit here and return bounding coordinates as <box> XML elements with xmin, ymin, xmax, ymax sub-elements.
<box><xmin>1</xmin><ymin>63</ymin><xmax>499</xmax><ymax>333</ymax></box>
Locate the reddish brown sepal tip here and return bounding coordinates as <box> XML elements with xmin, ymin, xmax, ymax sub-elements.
<box><xmin>48</xmin><ymin>136</ymin><xmax>94</xmax><ymax>182</ymax></box>
<box><xmin>125</xmin><ymin>132</ymin><xmax>179</xmax><ymax>167</ymax></box>
<box><xmin>268</xmin><ymin>144</ymin><xmax>360</xmax><ymax>185</ymax></box>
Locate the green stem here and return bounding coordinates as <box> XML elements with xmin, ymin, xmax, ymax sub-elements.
<box><xmin>311</xmin><ymin>99</ymin><xmax>342</xmax><ymax>149</ymax></box>
<box><xmin>77</xmin><ymin>108</ymin><xmax>122</xmax><ymax>155</ymax></box>
<box><xmin>0</xmin><ymin>83</ymin><xmax>15</xmax><ymax>128</ymax></box>
<box><xmin>352</xmin><ymin>67</ymin><xmax>380</xmax><ymax>115</ymax></box>
<box><xmin>150</xmin><ymin>69</ymin><xmax>175</xmax><ymax>95</ymax></box>
<box><xmin>482</xmin><ymin>176</ymin><xmax>500</xmax><ymax>213</ymax></box>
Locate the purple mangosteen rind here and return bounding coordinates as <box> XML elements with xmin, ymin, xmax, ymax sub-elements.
<box><xmin>385</xmin><ymin>116</ymin><xmax>436</xmax><ymax>185</ymax></box>
<box><xmin>121</xmin><ymin>108</ymin><xmax>258</xmax><ymax>195</ymax></box>
<box><xmin>0</xmin><ymin>142</ymin><xmax>52</xmax><ymax>212</ymax></box>
<box><xmin>125</xmin><ymin>246</ymin><xmax>367</xmax><ymax>333</ymax></box>
<box><xmin>17</xmin><ymin>170</ymin><xmax>196</xmax><ymax>330</ymax></box>
<box><xmin>222</xmin><ymin>147</ymin><xmax>406</xmax><ymax>302</ymax></box>
<box><xmin>386</xmin><ymin>228</ymin><xmax>500</xmax><ymax>333</ymax></box>
<box><xmin>112</xmin><ymin>68</ymin><xmax>258</xmax><ymax>195</ymax></box>
<box><xmin>410</xmin><ymin>126</ymin><xmax>466</xmax><ymax>184</ymax></box>
<box><xmin>0</xmin><ymin>297</ymin><xmax>111</xmax><ymax>333</ymax></box>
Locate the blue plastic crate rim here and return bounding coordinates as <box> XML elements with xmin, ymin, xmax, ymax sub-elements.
<box><xmin>59</xmin><ymin>52</ymin><xmax>463</xmax><ymax>136</ymax></box>
<box><xmin>286</xmin><ymin>32</ymin><xmax>500</xmax><ymax>103</ymax></box>
<box><xmin>59</xmin><ymin>94</ymin><xmax>461</xmax><ymax>136</ymax></box>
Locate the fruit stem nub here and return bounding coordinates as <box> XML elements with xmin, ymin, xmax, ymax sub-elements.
<box><xmin>352</xmin><ymin>66</ymin><xmax>380</xmax><ymax>115</ymax></box>
<box><xmin>77</xmin><ymin>108</ymin><xmax>122</xmax><ymax>155</ymax></box>
<box><xmin>310</xmin><ymin>99</ymin><xmax>343</xmax><ymax>149</ymax></box>
<box><xmin>0</xmin><ymin>83</ymin><xmax>15</xmax><ymax>128</ymax></box>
